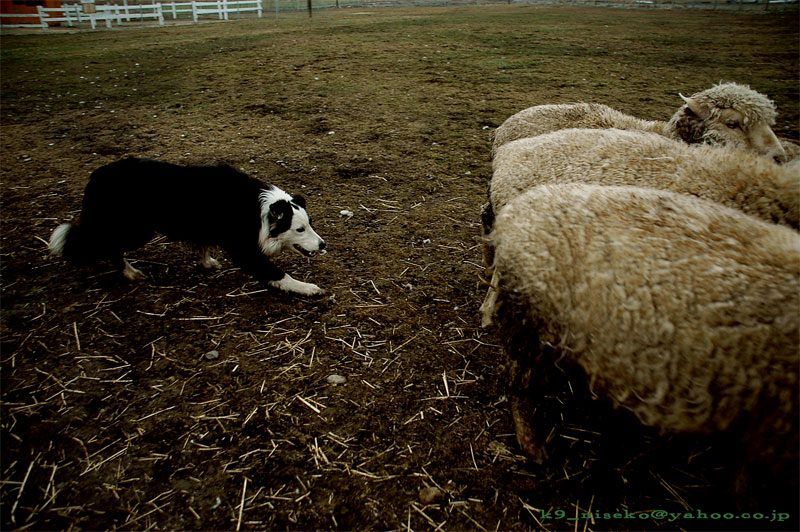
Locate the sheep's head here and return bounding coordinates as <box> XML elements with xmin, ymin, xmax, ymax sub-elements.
<box><xmin>665</xmin><ymin>82</ymin><xmax>787</xmax><ymax>164</ymax></box>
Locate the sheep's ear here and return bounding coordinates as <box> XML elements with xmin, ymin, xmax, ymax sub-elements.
<box><xmin>679</xmin><ymin>93</ymin><xmax>710</xmax><ymax>120</ymax></box>
<box><xmin>291</xmin><ymin>195</ymin><xmax>306</xmax><ymax>209</ymax></box>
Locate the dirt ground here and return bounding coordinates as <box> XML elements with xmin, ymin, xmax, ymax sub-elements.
<box><xmin>1</xmin><ymin>5</ymin><xmax>798</xmax><ymax>531</ymax></box>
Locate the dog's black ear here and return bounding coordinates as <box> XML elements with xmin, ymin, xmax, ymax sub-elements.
<box><xmin>268</xmin><ymin>200</ymin><xmax>293</xmax><ymax>237</ymax></box>
<box><xmin>291</xmin><ymin>195</ymin><xmax>306</xmax><ymax>209</ymax></box>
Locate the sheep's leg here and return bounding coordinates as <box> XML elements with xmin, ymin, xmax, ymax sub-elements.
<box><xmin>509</xmin><ymin>363</ymin><xmax>548</xmax><ymax>463</ymax></box>
<box><xmin>479</xmin><ymin>271</ymin><xmax>500</xmax><ymax>328</ymax></box>
<box><xmin>479</xmin><ymin>201</ymin><xmax>496</xmax><ymax>271</ymax></box>
<box><xmin>497</xmin><ymin>294</ymin><xmax>554</xmax><ymax>462</ymax></box>
<box><xmin>512</xmin><ymin>397</ymin><xmax>548</xmax><ymax>463</ymax></box>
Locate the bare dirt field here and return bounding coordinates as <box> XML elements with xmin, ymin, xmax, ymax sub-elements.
<box><xmin>2</xmin><ymin>5</ymin><xmax>798</xmax><ymax>531</ymax></box>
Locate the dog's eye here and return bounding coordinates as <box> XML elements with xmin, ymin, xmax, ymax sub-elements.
<box><xmin>297</xmin><ymin>227</ymin><xmax>305</xmax><ymax>233</ymax></box>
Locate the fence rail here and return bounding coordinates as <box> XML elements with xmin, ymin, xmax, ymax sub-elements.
<box><xmin>2</xmin><ymin>0</ymin><xmax>797</xmax><ymax>32</ymax></box>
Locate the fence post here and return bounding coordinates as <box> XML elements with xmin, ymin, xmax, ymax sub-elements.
<box><xmin>37</xmin><ymin>6</ymin><xmax>49</xmax><ymax>31</ymax></box>
<box><xmin>74</xmin><ymin>4</ymin><xmax>83</xmax><ymax>29</ymax></box>
<box><xmin>192</xmin><ymin>1</ymin><xmax>198</xmax><ymax>23</ymax></box>
<box><xmin>257</xmin><ymin>0</ymin><xmax>262</xmax><ymax>17</ymax></box>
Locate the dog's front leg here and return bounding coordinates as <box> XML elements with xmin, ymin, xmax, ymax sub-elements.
<box><xmin>120</xmin><ymin>257</ymin><xmax>146</xmax><ymax>281</ymax></box>
<box><xmin>227</xmin><ymin>245</ymin><xmax>324</xmax><ymax>297</ymax></box>
<box><xmin>199</xmin><ymin>247</ymin><xmax>222</xmax><ymax>270</ymax></box>
<box><xmin>269</xmin><ymin>274</ymin><xmax>324</xmax><ymax>296</ymax></box>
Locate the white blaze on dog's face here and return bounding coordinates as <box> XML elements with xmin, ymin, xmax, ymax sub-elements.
<box><xmin>258</xmin><ymin>187</ymin><xmax>326</xmax><ymax>257</ymax></box>
<box><xmin>282</xmin><ymin>201</ymin><xmax>326</xmax><ymax>257</ymax></box>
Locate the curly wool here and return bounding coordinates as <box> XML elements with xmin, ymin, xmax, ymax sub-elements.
<box><xmin>489</xmin><ymin>128</ymin><xmax>799</xmax><ymax>231</ymax></box>
<box><xmin>486</xmin><ymin>184</ymin><xmax>799</xmax><ymax>463</ymax></box>
<box><xmin>491</xmin><ymin>102</ymin><xmax>664</xmax><ymax>156</ymax></box>
<box><xmin>780</xmin><ymin>138</ymin><xmax>800</xmax><ymax>161</ymax></box>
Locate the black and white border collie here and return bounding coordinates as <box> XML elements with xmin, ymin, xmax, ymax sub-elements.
<box><xmin>49</xmin><ymin>158</ymin><xmax>326</xmax><ymax>296</ymax></box>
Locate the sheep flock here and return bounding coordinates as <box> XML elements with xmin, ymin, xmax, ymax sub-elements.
<box><xmin>482</xmin><ymin>82</ymin><xmax>800</xmax><ymax>501</ymax></box>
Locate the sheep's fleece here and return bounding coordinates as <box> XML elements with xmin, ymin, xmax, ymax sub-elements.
<box><xmin>485</xmin><ymin>184</ymin><xmax>799</xmax><ymax>469</ymax></box>
<box><xmin>490</xmin><ymin>128</ymin><xmax>799</xmax><ymax>230</ymax></box>
<box><xmin>491</xmin><ymin>102</ymin><xmax>663</xmax><ymax>156</ymax></box>
<box><xmin>492</xmin><ymin>82</ymin><xmax>789</xmax><ymax>162</ymax></box>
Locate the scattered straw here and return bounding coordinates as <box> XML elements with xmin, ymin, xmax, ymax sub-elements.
<box><xmin>458</xmin><ymin>508</ymin><xmax>487</xmax><ymax>532</ymax></box>
<box><xmin>236</xmin><ymin>477</ymin><xmax>248</xmax><ymax>532</ymax></box>
<box><xmin>11</xmin><ymin>459</ymin><xmax>35</xmax><ymax>524</ymax></box>
<box><xmin>295</xmin><ymin>395</ymin><xmax>321</xmax><ymax>414</ymax></box>
<box><xmin>135</xmin><ymin>406</ymin><xmax>177</xmax><ymax>422</ymax></box>
<box><xmin>469</xmin><ymin>443</ymin><xmax>479</xmax><ymax>471</ymax></box>
<box><xmin>72</xmin><ymin>322</ymin><xmax>81</xmax><ymax>351</ymax></box>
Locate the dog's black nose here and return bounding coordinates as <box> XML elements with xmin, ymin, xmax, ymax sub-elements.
<box><xmin>319</xmin><ymin>240</ymin><xmax>326</xmax><ymax>250</ymax></box>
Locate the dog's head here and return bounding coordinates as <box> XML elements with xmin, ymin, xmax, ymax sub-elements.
<box><xmin>259</xmin><ymin>187</ymin><xmax>326</xmax><ymax>258</ymax></box>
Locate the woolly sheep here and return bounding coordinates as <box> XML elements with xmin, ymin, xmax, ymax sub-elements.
<box><xmin>480</xmin><ymin>128</ymin><xmax>799</xmax><ymax>273</ymax></box>
<box><xmin>492</xmin><ymin>82</ymin><xmax>788</xmax><ymax>163</ymax></box>
<box><xmin>490</xmin><ymin>128</ymin><xmax>799</xmax><ymax>231</ymax></box>
<box><xmin>482</xmin><ymin>183</ymin><xmax>799</xmax><ymax>486</ymax></box>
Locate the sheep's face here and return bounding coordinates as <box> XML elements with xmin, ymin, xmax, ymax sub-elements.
<box><xmin>679</xmin><ymin>96</ymin><xmax>788</xmax><ymax>164</ymax></box>
<box><xmin>702</xmin><ymin>108</ymin><xmax>787</xmax><ymax>163</ymax></box>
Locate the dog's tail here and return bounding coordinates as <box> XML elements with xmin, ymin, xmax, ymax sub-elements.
<box><xmin>49</xmin><ymin>223</ymin><xmax>92</xmax><ymax>262</ymax></box>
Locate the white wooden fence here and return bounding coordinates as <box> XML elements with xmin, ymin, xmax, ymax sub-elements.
<box><xmin>1</xmin><ymin>0</ymin><xmax>262</xmax><ymax>31</ymax></box>
<box><xmin>35</xmin><ymin>3</ymin><xmax>164</xmax><ymax>30</ymax></box>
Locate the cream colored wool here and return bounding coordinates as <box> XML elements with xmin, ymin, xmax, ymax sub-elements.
<box><xmin>485</xmin><ymin>184</ymin><xmax>799</xmax><ymax>467</ymax></box>
<box><xmin>491</xmin><ymin>102</ymin><xmax>664</xmax><ymax>155</ymax></box>
<box><xmin>490</xmin><ymin>128</ymin><xmax>799</xmax><ymax>230</ymax></box>
<box><xmin>493</xmin><ymin>82</ymin><xmax>788</xmax><ymax>162</ymax></box>
<box><xmin>781</xmin><ymin>138</ymin><xmax>800</xmax><ymax>161</ymax></box>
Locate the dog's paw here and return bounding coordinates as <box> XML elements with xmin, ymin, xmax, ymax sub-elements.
<box><xmin>293</xmin><ymin>281</ymin><xmax>325</xmax><ymax>297</ymax></box>
<box><xmin>305</xmin><ymin>284</ymin><xmax>326</xmax><ymax>297</ymax></box>
<box><xmin>122</xmin><ymin>260</ymin><xmax>146</xmax><ymax>281</ymax></box>
<box><xmin>270</xmin><ymin>275</ymin><xmax>324</xmax><ymax>297</ymax></box>
<box><xmin>124</xmin><ymin>269</ymin><xmax>146</xmax><ymax>281</ymax></box>
<box><xmin>201</xmin><ymin>256</ymin><xmax>222</xmax><ymax>270</ymax></box>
